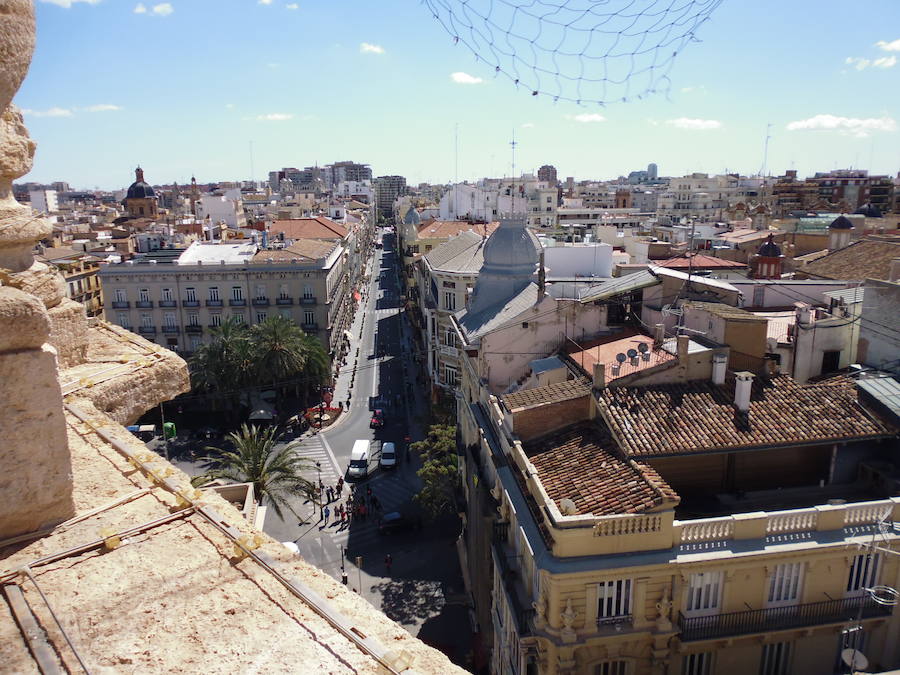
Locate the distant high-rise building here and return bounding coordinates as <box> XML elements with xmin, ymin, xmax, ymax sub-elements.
<box><xmin>328</xmin><ymin>161</ymin><xmax>372</xmax><ymax>186</ymax></box>
<box><xmin>647</xmin><ymin>163</ymin><xmax>658</xmax><ymax>180</ymax></box>
<box><xmin>28</xmin><ymin>189</ymin><xmax>57</xmax><ymax>214</ymax></box>
<box><xmin>537</xmin><ymin>164</ymin><xmax>558</xmax><ymax>184</ymax></box>
<box><xmin>374</xmin><ymin>175</ymin><xmax>407</xmax><ymax>220</ymax></box>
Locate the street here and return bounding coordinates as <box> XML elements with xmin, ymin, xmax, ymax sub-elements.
<box><xmin>157</xmin><ymin>231</ymin><xmax>472</xmax><ymax>668</ymax></box>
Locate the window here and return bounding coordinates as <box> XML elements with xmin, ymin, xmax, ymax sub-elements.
<box><xmin>210</xmin><ymin>313</ymin><xmax>222</xmax><ymax>327</ymax></box>
<box><xmin>116</xmin><ymin>312</ymin><xmax>129</xmax><ymax>328</ymax></box>
<box><xmin>280</xmin><ymin>309</ymin><xmax>292</xmax><ymax>320</ymax></box>
<box><xmin>303</xmin><ymin>284</ymin><xmax>313</xmax><ymax>299</ymax></box>
<box><xmin>187</xmin><ymin>313</ymin><xmax>199</xmax><ymax>326</ymax></box>
<box><xmin>164</xmin><ymin>312</ymin><xmax>177</xmax><ymax>328</ymax></box>
<box><xmin>304</xmin><ymin>311</ymin><xmax>315</xmax><ymax>325</ymax></box>
<box><xmin>442</xmin><ymin>364</ymin><xmax>459</xmax><ymax>387</ymax></box>
<box><xmin>443</xmin><ymin>327</ymin><xmax>456</xmax><ymax>348</ymax></box>
<box><xmin>593</xmin><ymin>662</ymin><xmax>626</xmax><ymax>675</ymax></box>
<box><xmin>847</xmin><ymin>554</ymin><xmax>880</xmax><ymax>596</ymax></box>
<box><xmin>256</xmin><ymin>312</ymin><xmax>267</xmax><ymax>323</ymax></box>
<box><xmin>185</xmin><ymin>287</ymin><xmax>197</xmax><ymax>302</ymax></box>
<box><xmin>682</xmin><ymin>653</ymin><xmax>713</xmax><ymax>675</ymax></box>
<box><xmin>162</xmin><ymin>287</ymin><xmax>173</xmax><ymax>302</ymax></box>
<box><xmin>442</xmin><ymin>280</ymin><xmax>456</xmax><ymax>289</ymax></box>
<box><xmin>759</xmin><ymin>642</ymin><xmax>792</xmax><ymax>675</ymax></box>
<box><xmin>231</xmin><ymin>286</ymin><xmax>243</xmax><ymax>300</ymax></box>
<box><xmin>232</xmin><ymin>313</ymin><xmax>245</xmax><ymax>325</ymax></box>
<box><xmin>767</xmin><ymin>563</ymin><xmax>803</xmax><ymax>607</ymax></box>
<box><xmin>685</xmin><ymin>571</ymin><xmax>723</xmax><ymax>617</ymax></box>
<box><xmin>443</xmin><ymin>291</ymin><xmax>456</xmax><ymax>311</ymax></box>
<box><xmin>190</xmin><ymin>336</ymin><xmax>202</xmax><ymax>352</ymax></box>
<box><xmin>597</xmin><ymin>579</ymin><xmax>632</xmax><ymax>623</ymax></box>
<box><xmin>140</xmin><ymin>313</ymin><xmax>152</xmax><ymax>328</ymax></box>
<box><xmin>139</xmin><ymin>288</ymin><xmax>150</xmax><ymax>303</ymax></box>
<box><xmin>279</xmin><ymin>284</ymin><xmax>289</xmax><ymax>299</ymax></box>
<box><xmin>209</xmin><ymin>286</ymin><xmax>220</xmax><ymax>301</ymax></box>
<box><xmin>255</xmin><ymin>284</ymin><xmax>266</xmax><ymax>299</ymax></box>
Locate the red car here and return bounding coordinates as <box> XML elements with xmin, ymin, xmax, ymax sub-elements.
<box><xmin>370</xmin><ymin>409</ymin><xmax>384</xmax><ymax>428</ymax></box>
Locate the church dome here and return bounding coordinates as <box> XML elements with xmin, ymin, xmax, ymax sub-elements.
<box><xmin>853</xmin><ymin>203</ymin><xmax>882</xmax><ymax>218</ymax></box>
<box><xmin>480</xmin><ymin>216</ymin><xmax>540</xmax><ymax>277</ymax></box>
<box><xmin>126</xmin><ymin>166</ymin><xmax>155</xmax><ymax>200</ymax></box>
<box><xmin>756</xmin><ymin>233</ymin><xmax>782</xmax><ymax>257</ymax></box>
<box><xmin>829</xmin><ymin>215</ymin><xmax>854</xmax><ymax>230</ymax></box>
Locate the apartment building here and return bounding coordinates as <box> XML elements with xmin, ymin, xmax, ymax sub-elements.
<box><xmin>36</xmin><ymin>246</ymin><xmax>104</xmax><ymax>317</ymax></box>
<box><xmin>455</xmin><ymin>331</ymin><xmax>900</xmax><ymax>675</ymax></box>
<box><xmin>374</xmin><ymin>175</ymin><xmax>407</xmax><ymax>220</ymax></box>
<box><xmin>98</xmin><ymin>239</ymin><xmax>351</xmax><ymax>356</ymax></box>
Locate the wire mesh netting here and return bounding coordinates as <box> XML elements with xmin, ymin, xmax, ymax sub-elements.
<box><xmin>422</xmin><ymin>0</ymin><xmax>724</xmax><ymax>105</ymax></box>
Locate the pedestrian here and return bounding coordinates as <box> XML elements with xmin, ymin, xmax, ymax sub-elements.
<box><xmin>384</xmin><ymin>553</ymin><xmax>392</xmax><ymax>572</ymax></box>
<box><xmin>327</xmin><ymin>486</ymin><xmax>334</xmax><ymax>503</ymax></box>
<box><xmin>323</xmin><ymin>505</ymin><xmax>330</xmax><ymax>525</ymax></box>
<box><xmin>337</xmin><ymin>477</ymin><xmax>344</xmax><ymax>493</ymax></box>
<box><xmin>366</xmin><ymin>486</ymin><xmax>372</xmax><ymax>500</ymax></box>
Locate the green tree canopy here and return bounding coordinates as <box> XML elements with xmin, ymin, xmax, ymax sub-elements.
<box><xmin>412</xmin><ymin>424</ymin><xmax>458</xmax><ymax>520</ymax></box>
<box><xmin>192</xmin><ymin>423</ymin><xmax>315</xmax><ymax>520</ymax></box>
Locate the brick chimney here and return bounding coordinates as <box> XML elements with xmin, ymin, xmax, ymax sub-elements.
<box><xmin>734</xmin><ymin>371</ymin><xmax>754</xmax><ymax>413</ymax></box>
<box><xmin>653</xmin><ymin>323</ymin><xmax>665</xmax><ymax>346</ymax></box>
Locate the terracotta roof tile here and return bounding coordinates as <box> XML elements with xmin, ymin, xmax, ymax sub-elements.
<box><xmin>270</xmin><ymin>217</ymin><xmax>348</xmax><ymax>240</ymax></box>
<box><xmin>801</xmin><ymin>239</ymin><xmax>900</xmax><ymax>281</ymax></box>
<box><xmin>658</xmin><ymin>254</ymin><xmax>748</xmax><ymax>269</ymax></box>
<box><xmin>524</xmin><ymin>423</ymin><xmax>678</xmax><ymax>516</ymax></box>
<box><xmin>416</xmin><ymin>220</ymin><xmax>500</xmax><ymax>240</ymax></box>
<box><xmin>598</xmin><ymin>374</ymin><xmax>896</xmax><ymax>458</ymax></box>
<box><xmin>501</xmin><ymin>377</ymin><xmax>590</xmax><ymax>411</ymax></box>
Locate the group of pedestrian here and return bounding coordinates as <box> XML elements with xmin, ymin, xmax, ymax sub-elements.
<box><xmin>318</xmin><ymin>479</ymin><xmax>382</xmax><ymax>530</ymax></box>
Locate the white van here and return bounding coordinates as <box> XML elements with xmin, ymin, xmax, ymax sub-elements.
<box><xmin>347</xmin><ymin>440</ymin><xmax>370</xmax><ymax>479</ymax></box>
<box><xmin>379</xmin><ymin>442</ymin><xmax>397</xmax><ymax>470</ymax></box>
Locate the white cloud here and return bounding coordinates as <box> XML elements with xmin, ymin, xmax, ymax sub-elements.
<box><xmin>225</xmin><ymin>103</ymin><xmax>235</xmax><ymax>109</ymax></box>
<box><xmin>266</xmin><ymin>62</ymin><xmax>281</xmax><ymax>69</ymax></box>
<box><xmin>83</xmin><ymin>103</ymin><xmax>122</xmax><ymax>112</ymax></box>
<box><xmin>846</xmin><ymin>55</ymin><xmax>896</xmax><ymax>70</ymax></box>
<box><xmin>786</xmin><ymin>114</ymin><xmax>897</xmax><ymax>138</ymax></box>
<box><xmin>521</xmin><ymin>122</ymin><xmax>535</xmax><ymax>129</ymax></box>
<box><xmin>875</xmin><ymin>39</ymin><xmax>900</xmax><ymax>52</ymax></box>
<box><xmin>680</xmin><ymin>85</ymin><xmax>706</xmax><ymax>94</ymax></box>
<box><xmin>21</xmin><ymin>107</ymin><xmax>74</xmax><ymax>118</ymax></box>
<box><xmin>286</xmin><ymin>2</ymin><xmax>299</xmax><ymax>8</ymax></box>
<box><xmin>665</xmin><ymin>117</ymin><xmax>722</xmax><ymax>130</ymax></box>
<box><xmin>134</xmin><ymin>3</ymin><xmax>147</xmax><ymax>13</ymax></box>
<box><xmin>39</xmin><ymin>0</ymin><xmax>101</xmax><ymax>8</ymax></box>
<box><xmin>256</xmin><ymin>113</ymin><xmax>293</xmax><ymax>121</ymax></box>
<box><xmin>450</xmin><ymin>72</ymin><xmax>483</xmax><ymax>84</ymax></box>
<box><xmin>360</xmin><ymin>43</ymin><xmax>385</xmax><ymax>55</ymax></box>
<box><xmin>258</xmin><ymin>0</ymin><xmax>272</xmax><ymax>4</ymax></box>
<box><xmin>151</xmin><ymin>3</ymin><xmax>173</xmax><ymax>16</ymax></box>
<box><xmin>567</xmin><ymin>113</ymin><xmax>606</xmax><ymax>123</ymax></box>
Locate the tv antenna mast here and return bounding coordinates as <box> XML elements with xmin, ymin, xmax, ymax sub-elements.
<box><xmin>759</xmin><ymin>122</ymin><xmax>773</xmax><ymax>177</ymax></box>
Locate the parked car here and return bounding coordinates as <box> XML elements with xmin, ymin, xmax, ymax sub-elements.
<box><xmin>378</xmin><ymin>510</ymin><xmax>422</xmax><ymax>535</ymax></box>
<box><xmin>379</xmin><ymin>441</ymin><xmax>397</xmax><ymax>469</ymax></box>
<box><xmin>370</xmin><ymin>409</ymin><xmax>384</xmax><ymax>428</ymax></box>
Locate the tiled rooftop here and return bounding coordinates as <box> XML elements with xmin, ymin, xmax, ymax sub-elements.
<box><xmin>657</xmin><ymin>254</ymin><xmax>748</xmax><ymax>269</ymax></box>
<box><xmin>251</xmin><ymin>238</ymin><xmax>338</xmax><ymax>263</ymax></box>
<box><xmin>598</xmin><ymin>374</ymin><xmax>896</xmax><ymax>458</ymax></box>
<box><xmin>800</xmin><ymin>238</ymin><xmax>900</xmax><ymax>281</ymax></box>
<box><xmin>501</xmin><ymin>377</ymin><xmax>590</xmax><ymax>411</ymax></box>
<box><xmin>567</xmin><ymin>329</ymin><xmax>675</xmax><ymax>382</ymax></box>
<box><xmin>270</xmin><ymin>217</ymin><xmax>349</xmax><ymax>241</ymax></box>
<box><xmin>524</xmin><ymin>423</ymin><xmax>678</xmax><ymax>516</ymax></box>
<box><xmin>416</xmin><ymin>220</ymin><xmax>499</xmax><ymax>240</ymax></box>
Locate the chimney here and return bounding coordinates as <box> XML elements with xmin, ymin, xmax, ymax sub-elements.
<box><xmin>712</xmin><ymin>353</ymin><xmax>727</xmax><ymax>385</ymax></box>
<box><xmin>653</xmin><ymin>323</ymin><xmax>665</xmax><ymax>346</ymax></box>
<box><xmin>592</xmin><ymin>362</ymin><xmax>606</xmax><ymax>390</ymax></box>
<box><xmin>537</xmin><ymin>249</ymin><xmax>546</xmax><ymax>300</ymax></box>
<box><xmin>795</xmin><ymin>302</ymin><xmax>813</xmax><ymax>327</ymax></box>
<box><xmin>734</xmin><ymin>371</ymin><xmax>754</xmax><ymax>413</ymax></box>
<box><xmin>676</xmin><ymin>334</ymin><xmax>689</xmax><ymax>364</ymax></box>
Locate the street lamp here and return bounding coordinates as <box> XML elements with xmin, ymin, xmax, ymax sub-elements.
<box><xmin>316</xmin><ymin>461</ymin><xmax>323</xmax><ymax>520</ymax></box>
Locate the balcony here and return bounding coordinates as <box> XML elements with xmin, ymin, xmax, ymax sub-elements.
<box><xmin>229</xmin><ymin>298</ymin><xmax>246</xmax><ymax>307</ymax></box>
<box><xmin>276</xmin><ymin>297</ymin><xmax>293</xmax><ymax>305</ymax></box>
<box><xmin>138</xmin><ymin>326</ymin><xmax>156</xmax><ymax>335</ymax></box>
<box><xmin>678</xmin><ymin>595</ymin><xmax>892</xmax><ymax>642</ymax></box>
<box><xmin>159</xmin><ymin>300</ymin><xmax>177</xmax><ymax>308</ymax></box>
<box><xmin>135</xmin><ymin>300</ymin><xmax>154</xmax><ymax>308</ymax></box>
<box><xmin>492</xmin><ymin>541</ymin><xmax>535</xmax><ymax>637</ymax></box>
<box><xmin>440</xmin><ymin>345</ymin><xmax>459</xmax><ymax>358</ymax></box>
<box><xmin>162</xmin><ymin>326</ymin><xmax>180</xmax><ymax>334</ymax></box>
<box><xmin>302</xmin><ymin>322</ymin><xmax>319</xmax><ymax>332</ymax></box>
<box><xmin>300</xmin><ymin>296</ymin><xmax>318</xmax><ymax>305</ymax></box>
<box><xmin>111</xmin><ymin>300</ymin><xmax>130</xmax><ymax>309</ymax></box>
<box><xmin>252</xmin><ymin>297</ymin><xmax>270</xmax><ymax>307</ymax></box>
<box><xmin>206</xmin><ymin>299</ymin><xmax>223</xmax><ymax>307</ymax></box>
<box><xmin>185</xmin><ymin>325</ymin><xmax>203</xmax><ymax>334</ymax></box>
<box><xmin>492</xmin><ymin>521</ymin><xmax>510</xmax><ymax>543</ymax></box>
<box><xmin>183</xmin><ymin>299</ymin><xmax>200</xmax><ymax>307</ymax></box>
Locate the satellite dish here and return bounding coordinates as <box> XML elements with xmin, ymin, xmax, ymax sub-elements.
<box><xmin>626</xmin><ymin>349</ymin><xmax>638</xmax><ymax>358</ymax></box>
<box><xmin>615</xmin><ymin>353</ymin><xmax>627</xmax><ymax>363</ymax></box>
<box><xmin>638</xmin><ymin>343</ymin><xmax>649</xmax><ymax>353</ymax></box>
<box><xmin>841</xmin><ymin>649</ymin><xmax>868</xmax><ymax>670</ymax></box>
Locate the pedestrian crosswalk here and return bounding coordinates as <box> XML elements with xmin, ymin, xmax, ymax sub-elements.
<box><xmin>293</xmin><ymin>434</ymin><xmax>342</xmax><ymax>492</ymax></box>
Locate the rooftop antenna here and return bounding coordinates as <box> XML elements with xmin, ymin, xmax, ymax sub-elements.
<box><xmin>510</xmin><ymin>129</ymin><xmax>518</xmax><ymax>215</ymax></box>
<box><xmin>759</xmin><ymin>122</ymin><xmax>772</xmax><ymax>177</ymax></box>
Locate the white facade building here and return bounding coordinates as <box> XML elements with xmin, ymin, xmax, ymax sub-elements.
<box><xmin>196</xmin><ymin>190</ymin><xmax>247</xmax><ymax>230</ymax></box>
<box><xmin>29</xmin><ymin>189</ymin><xmax>58</xmax><ymax>214</ymax></box>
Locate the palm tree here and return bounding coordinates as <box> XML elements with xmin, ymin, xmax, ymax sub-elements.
<box><xmin>189</xmin><ymin>317</ymin><xmax>253</xmax><ymax>408</ymax></box>
<box><xmin>250</xmin><ymin>316</ymin><xmax>311</xmax><ymax>387</ymax></box>
<box><xmin>192</xmin><ymin>424</ymin><xmax>316</xmax><ymax>519</ymax></box>
<box><xmin>297</xmin><ymin>331</ymin><xmax>330</xmax><ymax>405</ymax></box>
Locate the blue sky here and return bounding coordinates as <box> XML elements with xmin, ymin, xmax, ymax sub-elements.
<box><xmin>16</xmin><ymin>0</ymin><xmax>900</xmax><ymax>190</ymax></box>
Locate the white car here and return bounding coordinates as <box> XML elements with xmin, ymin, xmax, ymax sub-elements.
<box><xmin>379</xmin><ymin>442</ymin><xmax>397</xmax><ymax>470</ymax></box>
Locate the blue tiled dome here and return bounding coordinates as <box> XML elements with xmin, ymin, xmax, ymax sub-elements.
<box><xmin>126</xmin><ymin>167</ymin><xmax>155</xmax><ymax>199</ymax></box>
